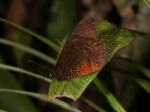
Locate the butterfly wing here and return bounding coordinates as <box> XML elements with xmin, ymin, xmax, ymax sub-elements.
<box><xmin>55</xmin><ymin>18</ymin><xmax>106</xmax><ymax>80</ymax></box>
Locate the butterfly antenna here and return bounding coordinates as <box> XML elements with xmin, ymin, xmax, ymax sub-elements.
<box><xmin>28</xmin><ymin>60</ymin><xmax>55</xmax><ymax>80</ymax></box>
<box><xmin>28</xmin><ymin>60</ymin><xmax>52</xmax><ymax>72</ymax></box>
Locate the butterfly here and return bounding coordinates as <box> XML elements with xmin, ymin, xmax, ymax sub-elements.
<box><xmin>53</xmin><ymin>18</ymin><xmax>106</xmax><ymax>81</ymax></box>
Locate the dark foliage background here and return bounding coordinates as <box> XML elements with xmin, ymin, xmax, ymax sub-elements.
<box><xmin>0</xmin><ymin>0</ymin><xmax>150</xmax><ymax>112</ymax></box>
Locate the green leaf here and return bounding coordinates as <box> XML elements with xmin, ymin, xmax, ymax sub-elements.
<box><xmin>95</xmin><ymin>20</ymin><xmax>117</xmax><ymax>33</ymax></box>
<box><xmin>48</xmin><ymin>20</ymin><xmax>137</xmax><ymax>101</ymax></box>
<box><xmin>144</xmin><ymin>0</ymin><xmax>150</xmax><ymax>8</ymax></box>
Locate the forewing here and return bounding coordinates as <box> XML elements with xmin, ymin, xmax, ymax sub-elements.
<box><xmin>72</xmin><ymin>18</ymin><xmax>97</xmax><ymax>38</ymax></box>
<box><xmin>55</xmin><ymin>18</ymin><xmax>106</xmax><ymax>80</ymax></box>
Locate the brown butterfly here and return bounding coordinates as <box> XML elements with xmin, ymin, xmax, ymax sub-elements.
<box><xmin>53</xmin><ymin>18</ymin><xmax>106</xmax><ymax>81</ymax></box>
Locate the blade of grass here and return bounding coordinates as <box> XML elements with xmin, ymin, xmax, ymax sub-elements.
<box><xmin>0</xmin><ymin>56</ymin><xmax>39</xmax><ymax>112</ymax></box>
<box><xmin>0</xmin><ymin>63</ymin><xmax>51</xmax><ymax>83</ymax></box>
<box><xmin>0</xmin><ymin>38</ymin><xmax>56</xmax><ymax>65</ymax></box>
<box><xmin>144</xmin><ymin>0</ymin><xmax>150</xmax><ymax>8</ymax></box>
<box><xmin>0</xmin><ymin>110</ymin><xmax>6</xmax><ymax>112</ymax></box>
<box><xmin>111</xmin><ymin>67</ymin><xmax>150</xmax><ymax>94</ymax></box>
<box><xmin>81</xmin><ymin>96</ymin><xmax>107</xmax><ymax>112</ymax></box>
<box><xmin>114</xmin><ymin>57</ymin><xmax>150</xmax><ymax>80</ymax></box>
<box><xmin>136</xmin><ymin>64</ymin><xmax>150</xmax><ymax>80</ymax></box>
<box><xmin>0</xmin><ymin>18</ymin><xmax>59</xmax><ymax>52</ymax></box>
<box><xmin>0</xmin><ymin>89</ymin><xmax>81</xmax><ymax>112</ymax></box>
<box><xmin>129</xmin><ymin>75</ymin><xmax>150</xmax><ymax>93</ymax></box>
<box><xmin>93</xmin><ymin>77</ymin><xmax>126</xmax><ymax>112</ymax></box>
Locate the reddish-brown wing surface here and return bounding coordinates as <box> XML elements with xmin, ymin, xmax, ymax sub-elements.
<box><xmin>54</xmin><ymin>18</ymin><xmax>106</xmax><ymax>80</ymax></box>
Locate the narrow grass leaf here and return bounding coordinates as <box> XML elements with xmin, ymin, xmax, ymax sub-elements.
<box><xmin>0</xmin><ymin>63</ymin><xmax>51</xmax><ymax>83</ymax></box>
<box><xmin>0</xmin><ymin>89</ymin><xmax>81</xmax><ymax>112</ymax></box>
<box><xmin>114</xmin><ymin>57</ymin><xmax>150</xmax><ymax>80</ymax></box>
<box><xmin>129</xmin><ymin>76</ymin><xmax>150</xmax><ymax>93</ymax></box>
<box><xmin>136</xmin><ymin>64</ymin><xmax>150</xmax><ymax>80</ymax></box>
<box><xmin>93</xmin><ymin>77</ymin><xmax>126</xmax><ymax>112</ymax></box>
<box><xmin>0</xmin><ymin>110</ymin><xmax>6</xmax><ymax>112</ymax></box>
<box><xmin>0</xmin><ymin>18</ymin><xmax>59</xmax><ymax>51</ymax></box>
<box><xmin>0</xmin><ymin>38</ymin><xmax>56</xmax><ymax>65</ymax></box>
<box><xmin>111</xmin><ymin>67</ymin><xmax>150</xmax><ymax>94</ymax></box>
<box><xmin>81</xmin><ymin>96</ymin><xmax>107</xmax><ymax>112</ymax></box>
<box><xmin>144</xmin><ymin>0</ymin><xmax>150</xmax><ymax>8</ymax></box>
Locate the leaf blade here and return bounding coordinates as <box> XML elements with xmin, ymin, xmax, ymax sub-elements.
<box><xmin>48</xmin><ymin>20</ymin><xmax>137</xmax><ymax>101</ymax></box>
